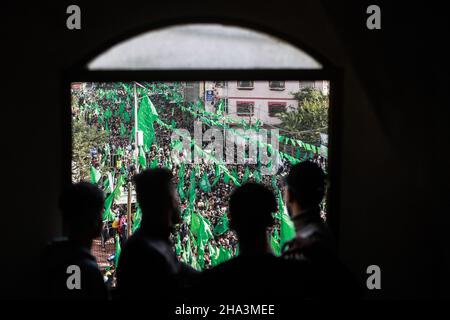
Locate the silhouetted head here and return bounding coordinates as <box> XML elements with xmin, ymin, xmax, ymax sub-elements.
<box><xmin>229</xmin><ymin>183</ymin><xmax>277</xmax><ymax>246</ymax></box>
<box><xmin>133</xmin><ymin>168</ymin><xmax>180</xmax><ymax>239</ymax></box>
<box><xmin>284</xmin><ymin>161</ymin><xmax>326</xmax><ymax>216</ymax></box>
<box><xmin>59</xmin><ymin>182</ymin><xmax>104</xmax><ymax>244</ymax></box>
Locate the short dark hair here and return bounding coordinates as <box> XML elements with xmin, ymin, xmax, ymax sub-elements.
<box><xmin>285</xmin><ymin>161</ymin><xmax>326</xmax><ymax>209</ymax></box>
<box><xmin>133</xmin><ymin>168</ymin><xmax>174</xmax><ymax>216</ymax></box>
<box><xmin>59</xmin><ymin>182</ymin><xmax>104</xmax><ymax>229</ymax></box>
<box><xmin>229</xmin><ymin>182</ymin><xmax>277</xmax><ymax>233</ymax></box>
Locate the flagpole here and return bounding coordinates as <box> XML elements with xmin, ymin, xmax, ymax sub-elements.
<box><xmin>134</xmin><ymin>82</ymin><xmax>139</xmax><ymax>174</ymax></box>
<box><xmin>127</xmin><ymin>182</ymin><xmax>132</xmax><ymax>237</ymax></box>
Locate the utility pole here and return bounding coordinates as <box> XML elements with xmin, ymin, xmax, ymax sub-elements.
<box><xmin>127</xmin><ymin>182</ymin><xmax>132</xmax><ymax>237</ymax></box>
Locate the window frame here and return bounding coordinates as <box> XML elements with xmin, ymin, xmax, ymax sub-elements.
<box><xmin>268</xmin><ymin>101</ymin><xmax>287</xmax><ymax>117</ymax></box>
<box><xmin>269</xmin><ymin>80</ymin><xmax>285</xmax><ymax>90</ymax></box>
<box><xmin>236</xmin><ymin>100</ymin><xmax>255</xmax><ymax>116</ymax></box>
<box><xmin>237</xmin><ymin>80</ymin><xmax>254</xmax><ymax>89</ymax></box>
<box><xmin>64</xmin><ymin>68</ymin><xmax>342</xmax><ymax>239</ymax></box>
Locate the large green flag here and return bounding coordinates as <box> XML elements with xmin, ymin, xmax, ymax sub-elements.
<box><xmin>137</xmin><ymin>95</ymin><xmax>157</xmax><ymax>150</ymax></box>
<box><xmin>199</xmin><ymin>172</ymin><xmax>211</xmax><ymax>193</ymax></box>
<box><xmin>138</xmin><ymin>146</ymin><xmax>147</xmax><ymax>169</ymax></box>
<box><xmin>214</xmin><ymin>213</ymin><xmax>229</xmax><ymax>236</ymax></box>
<box><xmin>90</xmin><ymin>166</ymin><xmax>101</xmax><ymax>184</ymax></box>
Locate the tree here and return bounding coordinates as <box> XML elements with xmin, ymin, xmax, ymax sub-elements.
<box><xmin>72</xmin><ymin>118</ymin><xmax>107</xmax><ymax>181</ymax></box>
<box><xmin>279</xmin><ymin>87</ymin><xmax>328</xmax><ymax>146</ymax></box>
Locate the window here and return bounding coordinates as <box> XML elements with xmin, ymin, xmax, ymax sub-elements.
<box><xmin>88</xmin><ymin>24</ymin><xmax>323</xmax><ymax>70</ymax></box>
<box><xmin>299</xmin><ymin>81</ymin><xmax>315</xmax><ymax>90</ymax></box>
<box><xmin>237</xmin><ymin>81</ymin><xmax>254</xmax><ymax>89</ymax></box>
<box><xmin>269</xmin><ymin>81</ymin><xmax>285</xmax><ymax>90</ymax></box>
<box><xmin>268</xmin><ymin>102</ymin><xmax>287</xmax><ymax>117</ymax></box>
<box><xmin>214</xmin><ymin>81</ymin><xmax>226</xmax><ymax>88</ymax></box>
<box><xmin>236</xmin><ymin>101</ymin><xmax>254</xmax><ymax>116</ymax></box>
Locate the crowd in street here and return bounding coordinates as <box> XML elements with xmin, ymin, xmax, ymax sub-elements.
<box><xmin>72</xmin><ymin>82</ymin><xmax>327</xmax><ymax>274</ymax></box>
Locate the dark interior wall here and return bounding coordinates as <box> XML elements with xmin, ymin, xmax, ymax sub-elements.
<box><xmin>1</xmin><ymin>0</ymin><xmax>448</xmax><ymax>298</ymax></box>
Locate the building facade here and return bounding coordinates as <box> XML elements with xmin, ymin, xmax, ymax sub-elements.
<box><xmin>203</xmin><ymin>80</ymin><xmax>329</xmax><ymax>126</ymax></box>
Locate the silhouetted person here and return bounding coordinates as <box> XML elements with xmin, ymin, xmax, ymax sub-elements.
<box><xmin>199</xmin><ymin>183</ymin><xmax>309</xmax><ymax>302</ymax></box>
<box><xmin>116</xmin><ymin>168</ymin><xmax>197</xmax><ymax>300</ymax></box>
<box><xmin>282</xmin><ymin>161</ymin><xmax>361</xmax><ymax>298</ymax></box>
<box><xmin>40</xmin><ymin>182</ymin><xmax>108</xmax><ymax>300</ymax></box>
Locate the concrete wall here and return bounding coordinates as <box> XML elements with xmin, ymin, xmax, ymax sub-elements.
<box><xmin>1</xmin><ymin>1</ymin><xmax>447</xmax><ymax>299</ymax></box>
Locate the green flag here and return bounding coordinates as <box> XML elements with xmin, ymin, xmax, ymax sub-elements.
<box><xmin>188</xmin><ymin>168</ymin><xmax>197</xmax><ymax>204</ymax></box>
<box><xmin>216</xmin><ymin>99</ymin><xmax>225</xmax><ymax>115</ymax></box>
<box><xmin>137</xmin><ymin>96</ymin><xmax>156</xmax><ymax>150</ymax></box>
<box><xmin>279</xmin><ymin>194</ymin><xmax>296</xmax><ymax>247</ymax></box>
<box><xmin>208</xmin><ymin>242</ymin><xmax>219</xmax><ymax>267</ymax></box>
<box><xmin>139</xmin><ymin>146</ymin><xmax>147</xmax><ymax>169</ymax></box>
<box><xmin>103</xmin><ymin>171</ymin><xmax>114</xmax><ymax>193</ymax></box>
<box><xmin>177</xmin><ymin>167</ymin><xmax>186</xmax><ymax>200</ymax></box>
<box><xmin>271</xmin><ymin>229</ymin><xmax>281</xmax><ymax>256</ymax></box>
<box><xmin>231</xmin><ymin>168</ymin><xmax>240</xmax><ymax>186</ymax></box>
<box><xmin>211</xmin><ymin>165</ymin><xmax>221</xmax><ymax>187</ymax></box>
<box><xmin>213</xmin><ymin>213</ymin><xmax>229</xmax><ymax>236</ymax></box>
<box><xmin>90</xmin><ymin>166</ymin><xmax>101</xmax><ymax>184</ymax></box>
<box><xmin>216</xmin><ymin>246</ymin><xmax>233</xmax><ymax>265</ymax></box>
<box><xmin>199</xmin><ymin>172</ymin><xmax>211</xmax><ymax>193</ymax></box>
<box><xmin>175</xmin><ymin>233</ymin><xmax>182</xmax><ymax>256</ymax></box>
<box><xmin>150</xmin><ymin>157</ymin><xmax>158</xmax><ymax>169</ymax></box>
<box><xmin>132</xmin><ymin>206</ymin><xmax>142</xmax><ymax>233</ymax></box>
<box><xmin>271</xmin><ymin>175</ymin><xmax>278</xmax><ymax>193</ymax></box>
<box><xmin>103</xmin><ymin>192</ymin><xmax>115</xmax><ymax>221</ymax></box>
<box><xmin>243</xmin><ymin>166</ymin><xmax>251</xmax><ymax>183</ymax></box>
<box><xmin>253</xmin><ymin>169</ymin><xmax>262</xmax><ymax>183</ymax></box>
<box><xmin>113</xmin><ymin>175</ymin><xmax>125</xmax><ymax>200</ymax></box>
<box><xmin>190</xmin><ymin>212</ymin><xmax>213</xmax><ymax>245</ymax></box>
<box><xmin>296</xmin><ymin>147</ymin><xmax>301</xmax><ymax>160</ymax></box>
<box><xmin>115</xmin><ymin>234</ymin><xmax>121</xmax><ymax>267</ymax></box>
